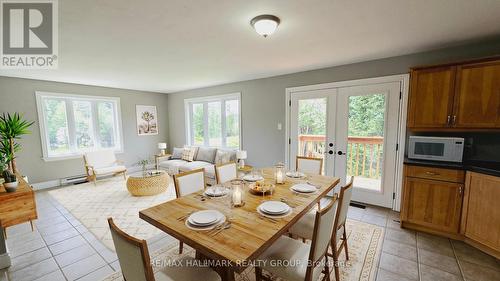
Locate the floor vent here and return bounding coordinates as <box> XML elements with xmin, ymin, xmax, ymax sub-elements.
<box><xmin>349</xmin><ymin>202</ymin><xmax>366</xmax><ymax>209</ymax></box>
<box><xmin>60</xmin><ymin>175</ymin><xmax>87</xmax><ymax>186</ymax></box>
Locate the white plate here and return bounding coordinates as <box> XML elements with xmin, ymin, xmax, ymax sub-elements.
<box><xmin>286</xmin><ymin>171</ymin><xmax>306</xmax><ymax>178</ymax></box>
<box><xmin>204</xmin><ymin>186</ymin><xmax>228</xmax><ymax>197</ymax></box>
<box><xmin>188</xmin><ymin>210</ymin><xmax>221</xmax><ymax>226</ymax></box>
<box><xmin>258</xmin><ymin>201</ymin><xmax>290</xmax><ymax>215</ymax></box>
<box><xmin>185</xmin><ymin>215</ymin><xmax>226</xmax><ymax>231</ymax></box>
<box><xmin>291</xmin><ymin>184</ymin><xmax>317</xmax><ymax>193</ymax></box>
<box><xmin>243</xmin><ymin>174</ymin><xmax>264</xmax><ymax>182</ymax></box>
<box><xmin>257</xmin><ymin>207</ymin><xmax>292</xmax><ymax>219</ymax></box>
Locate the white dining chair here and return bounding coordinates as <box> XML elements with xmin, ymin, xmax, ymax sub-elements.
<box><xmin>215</xmin><ymin>162</ymin><xmax>237</xmax><ymax>184</ymax></box>
<box><xmin>288</xmin><ymin>177</ymin><xmax>354</xmax><ymax>281</ymax></box>
<box><xmin>296</xmin><ymin>156</ymin><xmax>323</xmax><ymax>175</ymax></box>
<box><xmin>255</xmin><ymin>194</ymin><xmax>338</xmax><ymax>281</ymax></box>
<box><xmin>173</xmin><ymin>168</ymin><xmax>206</xmax><ymax>253</ymax></box>
<box><xmin>108</xmin><ymin>218</ymin><xmax>221</xmax><ymax>281</ymax></box>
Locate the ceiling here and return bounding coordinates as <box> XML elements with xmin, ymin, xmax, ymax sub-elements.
<box><xmin>1</xmin><ymin>0</ymin><xmax>500</xmax><ymax>93</ymax></box>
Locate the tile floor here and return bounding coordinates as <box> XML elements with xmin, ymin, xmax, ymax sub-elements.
<box><xmin>1</xmin><ymin>187</ymin><xmax>499</xmax><ymax>281</ymax></box>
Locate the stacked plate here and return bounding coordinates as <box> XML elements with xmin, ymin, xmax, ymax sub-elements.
<box><xmin>257</xmin><ymin>201</ymin><xmax>292</xmax><ymax>218</ymax></box>
<box><xmin>290</xmin><ymin>183</ymin><xmax>317</xmax><ymax>194</ymax></box>
<box><xmin>243</xmin><ymin>174</ymin><xmax>264</xmax><ymax>182</ymax></box>
<box><xmin>286</xmin><ymin>171</ymin><xmax>306</xmax><ymax>178</ymax></box>
<box><xmin>204</xmin><ymin>185</ymin><xmax>229</xmax><ymax>197</ymax></box>
<box><xmin>185</xmin><ymin>210</ymin><xmax>225</xmax><ymax>230</ymax></box>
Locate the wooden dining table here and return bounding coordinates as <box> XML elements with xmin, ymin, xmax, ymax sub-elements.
<box><xmin>139</xmin><ymin>168</ymin><xmax>340</xmax><ymax>281</ymax></box>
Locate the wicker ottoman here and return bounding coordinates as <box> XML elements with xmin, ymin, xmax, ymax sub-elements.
<box><xmin>126</xmin><ymin>170</ymin><xmax>169</xmax><ymax>196</ymax></box>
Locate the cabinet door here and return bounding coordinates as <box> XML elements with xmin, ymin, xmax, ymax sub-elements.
<box><xmin>403</xmin><ymin>177</ymin><xmax>462</xmax><ymax>234</ymax></box>
<box><xmin>407</xmin><ymin>66</ymin><xmax>456</xmax><ymax>128</ymax></box>
<box><xmin>463</xmin><ymin>172</ymin><xmax>500</xmax><ymax>251</ymax></box>
<box><xmin>454</xmin><ymin>61</ymin><xmax>500</xmax><ymax>128</ymax></box>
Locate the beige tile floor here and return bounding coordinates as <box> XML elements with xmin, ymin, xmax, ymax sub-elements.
<box><xmin>1</xmin><ymin>187</ymin><xmax>499</xmax><ymax>281</ymax></box>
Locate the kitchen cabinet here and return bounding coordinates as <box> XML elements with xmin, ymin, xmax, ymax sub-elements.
<box><xmin>407</xmin><ymin>57</ymin><xmax>500</xmax><ymax>130</ymax></box>
<box><xmin>401</xmin><ymin>165</ymin><xmax>464</xmax><ymax>235</ymax></box>
<box><xmin>461</xmin><ymin>172</ymin><xmax>500</xmax><ymax>254</ymax></box>
<box><xmin>407</xmin><ymin>66</ymin><xmax>456</xmax><ymax>128</ymax></box>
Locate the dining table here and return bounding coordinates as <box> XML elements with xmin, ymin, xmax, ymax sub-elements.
<box><xmin>139</xmin><ymin>167</ymin><xmax>340</xmax><ymax>281</ymax></box>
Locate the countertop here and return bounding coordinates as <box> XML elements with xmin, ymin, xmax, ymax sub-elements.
<box><xmin>404</xmin><ymin>158</ymin><xmax>500</xmax><ymax>177</ymax></box>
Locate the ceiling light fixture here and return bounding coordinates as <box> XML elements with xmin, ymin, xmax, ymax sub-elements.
<box><xmin>250</xmin><ymin>15</ymin><xmax>280</xmax><ymax>37</ymax></box>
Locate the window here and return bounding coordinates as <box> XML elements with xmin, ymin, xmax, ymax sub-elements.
<box><xmin>36</xmin><ymin>92</ymin><xmax>123</xmax><ymax>161</ymax></box>
<box><xmin>185</xmin><ymin>93</ymin><xmax>241</xmax><ymax>149</ymax></box>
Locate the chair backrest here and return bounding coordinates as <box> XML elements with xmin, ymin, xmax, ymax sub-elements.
<box><xmin>333</xmin><ymin>177</ymin><xmax>354</xmax><ymax>241</ymax></box>
<box><xmin>215</xmin><ymin>162</ymin><xmax>237</xmax><ymax>184</ymax></box>
<box><xmin>296</xmin><ymin>156</ymin><xmax>323</xmax><ymax>175</ymax></box>
<box><xmin>108</xmin><ymin>218</ymin><xmax>155</xmax><ymax>281</ymax></box>
<box><xmin>309</xmin><ymin>194</ymin><xmax>338</xmax><ymax>263</ymax></box>
<box><xmin>84</xmin><ymin>150</ymin><xmax>117</xmax><ymax>169</ymax></box>
<box><xmin>174</xmin><ymin>168</ymin><xmax>206</xmax><ymax>198</ymax></box>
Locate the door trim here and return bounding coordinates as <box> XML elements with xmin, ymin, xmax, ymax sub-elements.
<box><xmin>285</xmin><ymin>74</ymin><xmax>409</xmax><ymax>211</ymax></box>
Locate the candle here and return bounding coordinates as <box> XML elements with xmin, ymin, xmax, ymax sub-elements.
<box><xmin>233</xmin><ymin>187</ymin><xmax>242</xmax><ymax>206</ymax></box>
<box><xmin>276</xmin><ymin>169</ymin><xmax>284</xmax><ymax>184</ymax></box>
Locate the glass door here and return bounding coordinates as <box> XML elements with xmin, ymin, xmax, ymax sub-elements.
<box><xmin>334</xmin><ymin>82</ymin><xmax>401</xmax><ymax>208</ymax></box>
<box><xmin>289</xmin><ymin>89</ymin><xmax>337</xmax><ymax>184</ymax></box>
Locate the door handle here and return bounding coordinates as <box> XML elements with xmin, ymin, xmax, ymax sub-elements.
<box><xmin>452</xmin><ymin>115</ymin><xmax>457</xmax><ymax>125</ymax></box>
<box><xmin>425</xmin><ymin>171</ymin><xmax>440</xmax><ymax>176</ymax></box>
<box><xmin>459</xmin><ymin>186</ymin><xmax>463</xmax><ymax>196</ymax></box>
<box><xmin>337</xmin><ymin>151</ymin><xmax>346</xmax><ymax>156</ymax></box>
<box><xmin>447</xmin><ymin>115</ymin><xmax>451</xmax><ymax>126</ymax></box>
<box><xmin>327</xmin><ymin>150</ymin><xmax>334</xmax><ymax>155</ymax></box>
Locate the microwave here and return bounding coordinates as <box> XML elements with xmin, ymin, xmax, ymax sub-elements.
<box><xmin>408</xmin><ymin>136</ymin><xmax>464</xmax><ymax>163</ymax></box>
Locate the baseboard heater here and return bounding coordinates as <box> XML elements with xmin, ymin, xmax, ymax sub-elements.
<box><xmin>349</xmin><ymin>202</ymin><xmax>366</xmax><ymax>209</ymax></box>
<box><xmin>60</xmin><ymin>175</ymin><xmax>88</xmax><ymax>186</ymax></box>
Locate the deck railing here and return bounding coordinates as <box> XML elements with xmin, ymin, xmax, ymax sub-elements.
<box><xmin>298</xmin><ymin>134</ymin><xmax>384</xmax><ymax>179</ymax></box>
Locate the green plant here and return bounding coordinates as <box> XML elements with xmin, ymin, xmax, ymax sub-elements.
<box><xmin>0</xmin><ymin>113</ymin><xmax>34</xmax><ymax>172</ymax></box>
<box><xmin>2</xmin><ymin>170</ymin><xmax>16</xmax><ymax>183</ymax></box>
<box><xmin>136</xmin><ymin>159</ymin><xmax>150</xmax><ymax>173</ymax></box>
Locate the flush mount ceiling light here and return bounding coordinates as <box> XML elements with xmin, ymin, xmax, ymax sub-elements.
<box><xmin>250</xmin><ymin>15</ymin><xmax>280</xmax><ymax>37</ymax></box>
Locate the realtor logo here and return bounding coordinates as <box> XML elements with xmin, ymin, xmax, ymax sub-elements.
<box><xmin>1</xmin><ymin>0</ymin><xmax>58</xmax><ymax>69</ymax></box>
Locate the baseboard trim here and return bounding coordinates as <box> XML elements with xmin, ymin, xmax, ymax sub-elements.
<box><xmin>31</xmin><ymin>164</ymin><xmax>157</xmax><ymax>191</ymax></box>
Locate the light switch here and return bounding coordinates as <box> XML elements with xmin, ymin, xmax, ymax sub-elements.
<box><xmin>277</xmin><ymin>123</ymin><xmax>282</xmax><ymax>130</ymax></box>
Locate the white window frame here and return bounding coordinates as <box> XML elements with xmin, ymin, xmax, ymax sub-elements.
<box><xmin>184</xmin><ymin>93</ymin><xmax>241</xmax><ymax>149</ymax></box>
<box><xmin>35</xmin><ymin>91</ymin><xmax>124</xmax><ymax>161</ymax></box>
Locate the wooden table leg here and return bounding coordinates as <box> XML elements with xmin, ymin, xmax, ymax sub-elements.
<box><xmin>195</xmin><ymin>250</ymin><xmax>235</xmax><ymax>281</ymax></box>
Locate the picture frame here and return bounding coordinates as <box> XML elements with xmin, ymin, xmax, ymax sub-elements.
<box><xmin>136</xmin><ymin>105</ymin><xmax>158</xmax><ymax>135</ymax></box>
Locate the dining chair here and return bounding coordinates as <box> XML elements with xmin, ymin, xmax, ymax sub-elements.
<box><xmin>107</xmin><ymin>218</ymin><xmax>221</xmax><ymax>281</ymax></box>
<box><xmin>215</xmin><ymin>162</ymin><xmax>237</xmax><ymax>184</ymax></box>
<box><xmin>255</xmin><ymin>194</ymin><xmax>338</xmax><ymax>281</ymax></box>
<box><xmin>296</xmin><ymin>156</ymin><xmax>323</xmax><ymax>175</ymax></box>
<box><xmin>173</xmin><ymin>168</ymin><xmax>206</xmax><ymax>253</ymax></box>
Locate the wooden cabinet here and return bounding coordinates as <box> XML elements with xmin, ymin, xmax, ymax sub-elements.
<box><xmin>401</xmin><ymin>165</ymin><xmax>464</xmax><ymax>235</ymax></box>
<box><xmin>408</xmin><ymin>66</ymin><xmax>456</xmax><ymax>128</ymax></box>
<box><xmin>408</xmin><ymin>57</ymin><xmax>500</xmax><ymax>130</ymax></box>
<box><xmin>454</xmin><ymin>61</ymin><xmax>500</xmax><ymax>128</ymax></box>
<box><xmin>461</xmin><ymin>172</ymin><xmax>500</xmax><ymax>254</ymax></box>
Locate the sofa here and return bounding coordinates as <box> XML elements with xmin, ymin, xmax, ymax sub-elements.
<box><xmin>158</xmin><ymin>146</ymin><xmax>237</xmax><ymax>185</ymax></box>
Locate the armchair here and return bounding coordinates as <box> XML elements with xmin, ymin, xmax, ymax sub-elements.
<box><xmin>83</xmin><ymin>150</ymin><xmax>127</xmax><ymax>185</ymax></box>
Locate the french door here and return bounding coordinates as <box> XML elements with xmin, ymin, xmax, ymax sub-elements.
<box><xmin>289</xmin><ymin>81</ymin><xmax>402</xmax><ymax>208</ymax></box>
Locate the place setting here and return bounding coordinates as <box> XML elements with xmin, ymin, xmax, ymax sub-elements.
<box><xmin>183</xmin><ymin>209</ymin><xmax>229</xmax><ymax>233</ymax></box>
<box><xmin>256</xmin><ymin>200</ymin><xmax>292</xmax><ymax>220</ymax></box>
<box><xmin>290</xmin><ymin>182</ymin><xmax>319</xmax><ymax>196</ymax></box>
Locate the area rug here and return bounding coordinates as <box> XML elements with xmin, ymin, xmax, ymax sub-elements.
<box><xmin>103</xmin><ymin>219</ymin><xmax>384</xmax><ymax>281</ymax></box>
<box><xmin>48</xmin><ymin>176</ymin><xmax>177</xmax><ymax>250</ymax></box>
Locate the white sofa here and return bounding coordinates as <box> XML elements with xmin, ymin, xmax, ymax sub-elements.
<box><xmin>158</xmin><ymin>146</ymin><xmax>237</xmax><ymax>185</ymax></box>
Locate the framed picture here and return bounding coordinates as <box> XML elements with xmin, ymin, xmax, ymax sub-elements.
<box><xmin>136</xmin><ymin>105</ymin><xmax>158</xmax><ymax>135</ymax></box>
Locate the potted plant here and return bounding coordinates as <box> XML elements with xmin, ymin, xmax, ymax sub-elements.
<box><xmin>0</xmin><ymin>113</ymin><xmax>34</xmax><ymax>173</ymax></box>
<box><xmin>2</xmin><ymin>169</ymin><xmax>18</xmax><ymax>192</ymax></box>
<box><xmin>136</xmin><ymin>159</ymin><xmax>150</xmax><ymax>175</ymax></box>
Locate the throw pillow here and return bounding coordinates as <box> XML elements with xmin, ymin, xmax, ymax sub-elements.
<box><xmin>195</xmin><ymin>147</ymin><xmax>217</xmax><ymax>163</ymax></box>
<box><xmin>171</xmin><ymin>147</ymin><xmax>183</xmax><ymax>159</ymax></box>
<box><xmin>181</xmin><ymin>146</ymin><xmax>197</xmax><ymax>162</ymax></box>
<box><xmin>215</xmin><ymin>150</ymin><xmax>231</xmax><ymax>165</ymax></box>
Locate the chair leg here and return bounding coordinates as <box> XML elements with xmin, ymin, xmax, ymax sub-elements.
<box><xmin>122</xmin><ymin>171</ymin><xmax>127</xmax><ymax>180</ymax></box>
<box><xmin>302</xmin><ymin>237</ymin><xmax>306</xmax><ymax>243</ymax></box>
<box><xmin>30</xmin><ymin>220</ymin><xmax>34</xmax><ymax>232</ymax></box>
<box><xmin>179</xmin><ymin>241</ymin><xmax>183</xmax><ymax>254</ymax></box>
<box><xmin>323</xmin><ymin>254</ymin><xmax>331</xmax><ymax>281</ymax></box>
<box><xmin>343</xmin><ymin>228</ymin><xmax>349</xmax><ymax>260</ymax></box>
<box><xmin>3</xmin><ymin>228</ymin><xmax>7</xmax><ymax>240</ymax></box>
<box><xmin>332</xmin><ymin>244</ymin><xmax>340</xmax><ymax>281</ymax></box>
<box><xmin>255</xmin><ymin>267</ymin><xmax>263</xmax><ymax>281</ymax></box>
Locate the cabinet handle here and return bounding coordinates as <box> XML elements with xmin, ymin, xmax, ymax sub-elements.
<box><xmin>459</xmin><ymin>186</ymin><xmax>463</xmax><ymax>196</ymax></box>
<box><xmin>447</xmin><ymin>115</ymin><xmax>451</xmax><ymax>126</ymax></box>
<box><xmin>425</xmin><ymin>171</ymin><xmax>439</xmax><ymax>176</ymax></box>
<box><xmin>452</xmin><ymin>115</ymin><xmax>457</xmax><ymax>125</ymax></box>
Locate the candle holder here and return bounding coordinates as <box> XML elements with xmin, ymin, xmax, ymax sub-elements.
<box><xmin>275</xmin><ymin>162</ymin><xmax>285</xmax><ymax>184</ymax></box>
<box><xmin>230</xmin><ymin>179</ymin><xmax>245</xmax><ymax>207</ymax></box>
